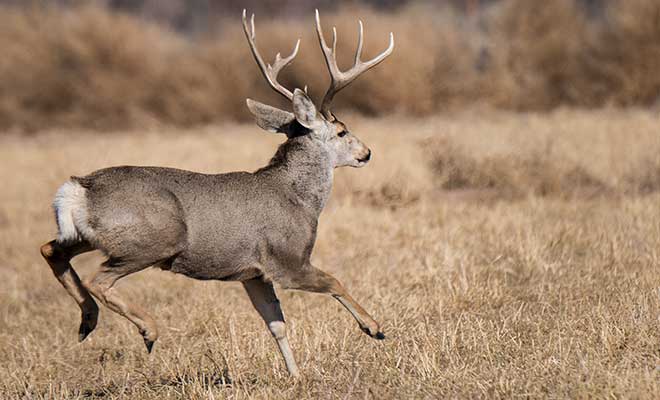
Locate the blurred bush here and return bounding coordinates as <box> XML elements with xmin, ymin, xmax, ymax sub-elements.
<box><xmin>426</xmin><ymin>136</ymin><xmax>610</xmax><ymax>199</ymax></box>
<box><xmin>0</xmin><ymin>0</ymin><xmax>658</xmax><ymax>132</ymax></box>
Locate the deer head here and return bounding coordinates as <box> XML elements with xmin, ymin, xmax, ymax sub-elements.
<box><xmin>242</xmin><ymin>9</ymin><xmax>394</xmax><ymax>168</ymax></box>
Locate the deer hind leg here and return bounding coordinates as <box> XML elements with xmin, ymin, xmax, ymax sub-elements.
<box><xmin>243</xmin><ymin>277</ymin><xmax>300</xmax><ymax>378</ymax></box>
<box><xmin>40</xmin><ymin>240</ymin><xmax>98</xmax><ymax>342</ymax></box>
<box><xmin>285</xmin><ymin>265</ymin><xmax>385</xmax><ymax>340</ymax></box>
<box><xmin>84</xmin><ymin>261</ymin><xmax>159</xmax><ymax>353</ymax></box>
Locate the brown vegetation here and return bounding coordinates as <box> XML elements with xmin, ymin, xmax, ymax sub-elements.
<box><xmin>1</xmin><ymin>1</ymin><xmax>659</xmax><ymax>131</ymax></box>
<box><xmin>1</xmin><ymin>110</ymin><xmax>659</xmax><ymax>398</ymax></box>
<box><xmin>427</xmin><ymin>137</ymin><xmax>609</xmax><ymax>198</ymax></box>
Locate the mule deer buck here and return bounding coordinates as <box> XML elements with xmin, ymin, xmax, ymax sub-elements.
<box><xmin>40</xmin><ymin>10</ymin><xmax>393</xmax><ymax>378</ymax></box>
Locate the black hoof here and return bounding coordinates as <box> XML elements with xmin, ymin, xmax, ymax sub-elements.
<box><xmin>361</xmin><ymin>326</ymin><xmax>386</xmax><ymax>340</ymax></box>
<box><xmin>78</xmin><ymin>323</ymin><xmax>96</xmax><ymax>342</ymax></box>
<box><xmin>144</xmin><ymin>339</ymin><xmax>155</xmax><ymax>354</ymax></box>
<box><xmin>78</xmin><ymin>330</ymin><xmax>91</xmax><ymax>343</ymax></box>
<box><xmin>78</xmin><ymin>309</ymin><xmax>98</xmax><ymax>342</ymax></box>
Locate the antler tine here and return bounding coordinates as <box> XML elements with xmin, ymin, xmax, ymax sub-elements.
<box><xmin>332</xmin><ymin>27</ymin><xmax>337</xmax><ymax>57</ymax></box>
<box><xmin>242</xmin><ymin>9</ymin><xmax>300</xmax><ymax>102</ymax></box>
<box><xmin>315</xmin><ymin>9</ymin><xmax>394</xmax><ymax>119</ymax></box>
<box><xmin>354</xmin><ymin>20</ymin><xmax>364</xmax><ymax>65</ymax></box>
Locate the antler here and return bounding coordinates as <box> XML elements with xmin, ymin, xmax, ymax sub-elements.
<box><xmin>242</xmin><ymin>9</ymin><xmax>300</xmax><ymax>101</ymax></box>
<box><xmin>315</xmin><ymin>9</ymin><xmax>394</xmax><ymax>120</ymax></box>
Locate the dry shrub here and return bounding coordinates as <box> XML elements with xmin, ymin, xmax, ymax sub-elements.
<box><xmin>584</xmin><ymin>0</ymin><xmax>660</xmax><ymax>106</ymax></box>
<box><xmin>490</xmin><ymin>0</ymin><xmax>590</xmax><ymax>109</ymax></box>
<box><xmin>425</xmin><ymin>137</ymin><xmax>609</xmax><ymax>199</ymax></box>
<box><xmin>1</xmin><ymin>1</ymin><xmax>660</xmax><ymax>132</ymax></box>
<box><xmin>0</xmin><ymin>6</ymin><xmax>179</xmax><ymax>130</ymax></box>
<box><xmin>0</xmin><ymin>5</ymin><xmax>255</xmax><ymax>131</ymax></box>
<box><xmin>349</xmin><ymin>176</ymin><xmax>422</xmax><ymax>210</ymax></box>
<box><xmin>624</xmin><ymin>155</ymin><xmax>660</xmax><ymax>195</ymax></box>
<box><xmin>0</xmin><ymin>3</ymin><xmax>483</xmax><ymax>131</ymax></box>
<box><xmin>490</xmin><ymin>0</ymin><xmax>660</xmax><ymax>109</ymax></box>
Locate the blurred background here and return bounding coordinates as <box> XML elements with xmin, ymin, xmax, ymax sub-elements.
<box><xmin>0</xmin><ymin>0</ymin><xmax>658</xmax><ymax>132</ymax></box>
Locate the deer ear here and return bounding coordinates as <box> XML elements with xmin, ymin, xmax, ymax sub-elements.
<box><xmin>246</xmin><ymin>99</ymin><xmax>296</xmax><ymax>134</ymax></box>
<box><xmin>292</xmin><ymin>88</ymin><xmax>321</xmax><ymax>129</ymax></box>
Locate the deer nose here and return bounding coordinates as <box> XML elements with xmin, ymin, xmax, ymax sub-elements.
<box><xmin>361</xmin><ymin>149</ymin><xmax>371</xmax><ymax>162</ymax></box>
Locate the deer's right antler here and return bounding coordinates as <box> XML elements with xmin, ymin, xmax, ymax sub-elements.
<box><xmin>242</xmin><ymin>9</ymin><xmax>300</xmax><ymax>102</ymax></box>
<box><xmin>315</xmin><ymin>10</ymin><xmax>394</xmax><ymax>120</ymax></box>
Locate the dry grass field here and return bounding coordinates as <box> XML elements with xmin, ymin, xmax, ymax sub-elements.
<box><xmin>1</xmin><ymin>109</ymin><xmax>659</xmax><ymax>398</ymax></box>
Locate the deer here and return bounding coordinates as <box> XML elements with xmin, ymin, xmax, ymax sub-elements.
<box><xmin>39</xmin><ymin>9</ymin><xmax>393</xmax><ymax>378</ymax></box>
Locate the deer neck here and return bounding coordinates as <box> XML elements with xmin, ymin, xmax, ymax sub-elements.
<box><xmin>259</xmin><ymin>135</ymin><xmax>334</xmax><ymax>217</ymax></box>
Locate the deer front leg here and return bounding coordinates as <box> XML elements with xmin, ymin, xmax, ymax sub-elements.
<box><xmin>242</xmin><ymin>277</ymin><xmax>300</xmax><ymax>378</ymax></box>
<box><xmin>286</xmin><ymin>265</ymin><xmax>385</xmax><ymax>340</ymax></box>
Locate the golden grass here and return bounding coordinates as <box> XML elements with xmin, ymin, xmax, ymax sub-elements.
<box><xmin>1</xmin><ymin>1</ymin><xmax>660</xmax><ymax>132</ymax></box>
<box><xmin>0</xmin><ymin>110</ymin><xmax>659</xmax><ymax>398</ymax></box>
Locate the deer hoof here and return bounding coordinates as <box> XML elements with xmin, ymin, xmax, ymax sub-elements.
<box><xmin>78</xmin><ymin>323</ymin><xmax>95</xmax><ymax>342</ymax></box>
<box><xmin>144</xmin><ymin>338</ymin><xmax>156</xmax><ymax>353</ymax></box>
<box><xmin>140</xmin><ymin>328</ymin><xmax>158</xmax><ymax>353</ymax></box>
<box><xmin>78</xmin><ymin>324</ymin><xmax>92</xmax><ymax>342</ymax></box>
<box><xmin>360</xmin><ymin>326</ymin><xmax>386</xmax><ymax>340</ymax></box>
<box><xmin>78</xmin><ymin>313</ymin><xmax>98</xmax><ymax>342</ymax></box>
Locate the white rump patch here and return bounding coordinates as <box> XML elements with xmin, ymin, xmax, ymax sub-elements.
<box><xmin>53</xmin><ymin>180</ymin><xmax>94</xmax><ymax>244</ymax></box>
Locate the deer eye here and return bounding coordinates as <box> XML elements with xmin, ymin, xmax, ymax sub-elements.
<box><xmin>338</xmin><ymin>130</ymin><xmax>347</xmax><ymax>138</ymax></box>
